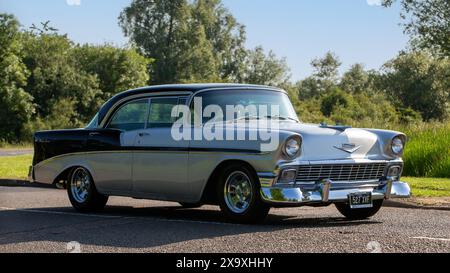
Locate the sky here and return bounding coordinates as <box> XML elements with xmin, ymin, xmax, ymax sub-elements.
<box><xmin>0</xmin><ymin>0</ymin><xmax>409</xmax><ymax>81</ymax></box>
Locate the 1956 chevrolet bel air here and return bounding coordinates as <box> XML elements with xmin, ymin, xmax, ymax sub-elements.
<box><xmin>29</xmin><ymin>84</ymin><xmax>411</xmax><ymax>223</ymax></box>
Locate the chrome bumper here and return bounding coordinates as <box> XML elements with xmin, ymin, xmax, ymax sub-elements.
<box><xmin>28</xmin><ymin>165</ymin><xmax>35</xmax><ymax>183</ymax></box>
<box><xmin>260</xmin><ymin>180</ymin><xmax>411</xmax><ymax>206</ymax></box>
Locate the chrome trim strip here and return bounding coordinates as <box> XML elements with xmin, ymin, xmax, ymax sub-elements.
<box><xmin>260</xmin><ymin>181</ymin><xmax>411</xmax><ymax>205</ymax></box>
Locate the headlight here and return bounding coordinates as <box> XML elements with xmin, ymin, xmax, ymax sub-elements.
<box><xmin>284</xmin><ymin>136</ymin><xmax>301</xmax><ymax>159</ymax></box>
<box><xmin>391</xmin><ymin>136</ymin><xmax>404</xmax><ymax>155</ymax></box>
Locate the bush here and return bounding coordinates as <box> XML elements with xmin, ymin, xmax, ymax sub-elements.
<box><xmin>402</xmin><ymin>122</ymin><xmax>450</xmax><ymax>178</ymax></box>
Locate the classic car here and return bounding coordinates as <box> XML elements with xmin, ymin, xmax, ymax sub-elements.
<box><xmin>29</xmin><ymin>83</ymin><xmax>411</xmax><ymax>223</ymax></box>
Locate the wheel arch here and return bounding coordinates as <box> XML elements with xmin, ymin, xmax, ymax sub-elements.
<box><xmin>200</xmin><ymin>159</ymin><xmax>258</xmax><ymax>205</ymax></box>
<box><xmin>52</xmin><ymin>164</ymin><xmax>94</xmax><ymax>186</ymax></box>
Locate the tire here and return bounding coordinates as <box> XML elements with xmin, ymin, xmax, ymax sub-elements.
<box><xmin>67</xmin><ymin>167</ymin><xmax>108</xmax><ymax>213</ymax></box>
<box><xmin>217</xmin><ymin>164</ymin><xmax>270</xmax><ymax>224</ymax></box>
<box><xmin>179</xmin><ymin>202</ymin><xmax>203</xmax><ymax>209</ymax></box>
<box><xmin>335</xmin><ymin>200</ymin><xmax>384</xmax><ymax>220</ymax></box>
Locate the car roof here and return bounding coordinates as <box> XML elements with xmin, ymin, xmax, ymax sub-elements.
<box><xmin>122</xmin><ymin>83</ymin><xmax>281</xmax><ymax>93</ymax></box>
<box><xmin>96</xmin><ymin>83</ymin><xmax>284</xmax><ymax>126</ymax></box>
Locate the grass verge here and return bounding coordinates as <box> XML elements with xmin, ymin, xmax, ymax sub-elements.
<box><xmin>402</xmin><ymin>177</ymin><xmax>450</xmax><ymax>198</ymax></box>
<box><xmin>0</xmin><ymin>155</ymin><xmax>32</xmax><ymax>180</ymax></box>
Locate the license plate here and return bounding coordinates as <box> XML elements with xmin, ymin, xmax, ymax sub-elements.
<box><xmin>348</xmin><ymin>192</ymin><xmax>373</xmax><ymax>209</ymax></box>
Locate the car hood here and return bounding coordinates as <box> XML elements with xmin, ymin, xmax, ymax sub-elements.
<box><xmin>278</xmin><ymin>122</ymin><xmax>383</xmax><ymax>161</ymax></box>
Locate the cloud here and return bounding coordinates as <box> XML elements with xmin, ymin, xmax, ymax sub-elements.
<box><xmin>367</xmin><ymin>0</ymin><xmax>382</xmax><ymax>6</ymax></box>
<box><xmin>66</xmin><ymin>0</ymin><xmax>81</xmax><ymax>6</ymax></box>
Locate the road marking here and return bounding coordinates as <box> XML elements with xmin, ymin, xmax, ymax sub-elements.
<box><xmin>411</xmin><ymin>236</ymin><xmax>450</xmax><ymax>242</ymax></box>
<box><xmin>0</xmin><ymin>206</ymin><xmax>241</xmax><ymax>226</ymax></box>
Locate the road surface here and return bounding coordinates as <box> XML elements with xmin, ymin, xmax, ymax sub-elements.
<box><xmin>0</xmin><ymin>185</ymin><xmax>449</xmax><ymax>253</ymax></box>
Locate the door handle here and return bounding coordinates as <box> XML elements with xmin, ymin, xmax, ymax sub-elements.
<box><xmin>89</xmin><ymin>132</ymin><xmax>100</xmax><ymax>137</ymax></box>
<box><xmin>138</xmin><ymin>132</ymin><xmax>150</xmax><ymax>137</ymax></box>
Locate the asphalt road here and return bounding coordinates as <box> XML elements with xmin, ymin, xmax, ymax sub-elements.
<box><xmin>0</xmin><ymin>149</ymin><xmax>33</xmax><ymax>157</ymax></box>
<box><xmin>0</xmin><ymin>185</ymin><xmax>449</xmax><ymax>253</ymax></box>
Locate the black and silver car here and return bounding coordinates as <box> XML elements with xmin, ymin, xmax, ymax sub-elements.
<box><xmin>29</xmin><ymin>84</ymin><xmax>411</xmax><ymax>223</ymax></box>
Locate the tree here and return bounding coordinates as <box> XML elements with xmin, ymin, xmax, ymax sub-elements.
<box><xmin>297</xmin><ymin>51</ymin><xmax>341</xmax><ymax>99</ymax></box>
<box><xmin>71</xmin><ymin>44</ymin><xmax>152</xmax><ymax>99</ymax></box>
<box><xmin>340</xmin><ymin>63</ymin><xmax>371</xmax><ymax>94</ymax></box>
<box><xmin>20</xmin><ymin>32</ymin><xmax>102</xmax><ymax>126</ymax></box>
<box><xmin>0</xmin><ymin>14</ymin><xmax>34</xmax><ymax>142</ymax></box>
<box><xmin>383</xmin><ymin>0</ymin><xmax>450</xmax><ymax>56</ymax></box>
<box><xmin>380</xmin><ymin>51</ymin><xmax>449</xmax><ymax>121</ymax></box>
<box><xmin>119</xmin><ymin>0</ymin><xmax>247</xmax><ymax>84</ymax></box>
<box><xmin>239</xmin><ymin>47</ymin><xmax>290</xmax><ymax>86</ymax></box>
<box><xmin>119</xmin><ymin>0</ymin><xmax>290</xmax><ymax>85</ymax></box>
<box><xmin>190</xmin><ymin>0</ymin><xmax>247</xmax><ymax>82</ymax></box>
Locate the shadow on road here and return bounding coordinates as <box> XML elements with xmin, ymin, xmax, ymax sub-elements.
<box><xmin>0</xmin><ymin>203</ymin><xmax>382</xmax><ymax>250</ymax></box>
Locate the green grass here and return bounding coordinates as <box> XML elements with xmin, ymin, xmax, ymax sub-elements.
<box><xmin>401</xmin><ymin>122</ymin><xmax>450</xmax><ymax>178</ymax></box>
<box><xmin>0</xmin><ymin>155</ymin><xmax>32</xmax><ymax>180</ymax></box>
<box><xmin>403</xmin><ymin>177</ymin><xmax>450</xmax><ymax>198</ymax></box>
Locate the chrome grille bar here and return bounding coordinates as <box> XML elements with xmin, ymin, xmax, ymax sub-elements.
<box><xmin>296</xmin><ymin>163</ymin><xmax>387</xmax><ymax>183</ymax></box>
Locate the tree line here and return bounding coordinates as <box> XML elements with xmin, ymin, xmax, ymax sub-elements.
<box><xmin>0</xmin><ymin>0</ymin><xmax>449</xmax><ymax>143</ymax></box>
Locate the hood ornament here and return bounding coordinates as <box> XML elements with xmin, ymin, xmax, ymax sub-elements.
<box><xmin>334</xmin><ymin>143</ymin><xmax>361</xmax><ymax>154</ymax></box>
<box><xmin>320</xmin><ymin>122</ymin><xmax>352</xmax><ymax>132</ymax></box>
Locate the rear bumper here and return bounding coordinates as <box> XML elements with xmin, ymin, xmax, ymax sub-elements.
<box><xmin>28</xmin><ymin>165</ymin><xmax>35</xmax><ymax>183</ymax></box>
<box><xmin>260</xmin><ymin>180</ymin><xmax>411</xmax><ymax>206</ymax></box>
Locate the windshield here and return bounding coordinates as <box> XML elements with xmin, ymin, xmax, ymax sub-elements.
<box><xmin>195</xmin><ymin>89</ymin><xmax>299</xmax><ymax>123</ymax></box>
<box><xmin>86</xmin><ymin>113</ymin><xmax>99</xmax><ymax>129</ymax></box>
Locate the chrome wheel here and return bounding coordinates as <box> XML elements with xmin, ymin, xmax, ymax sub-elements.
<box><xmin>224</xmin><ymin>171</ymin><xmax>253</xmax><ymax>214</ymax></box>
<box><xmin>70</xmin><ymin>168</ymin><xmax>91</xmax><ymax>203</ymax></box>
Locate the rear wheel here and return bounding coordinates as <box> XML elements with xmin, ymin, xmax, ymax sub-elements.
<box><xmin>67</xmin><ymin>167</ymin><xmax>108</xmax><ymax>212</ymax></box>
<box><xmin>335</xmin><ymin>200</ymin><xmax>384</xmax><ymax>220</ymax></box>
<box><xmin>217</xmin><ymin>164</ymin><xmax>270</xmax><ymax>224</ymax></box>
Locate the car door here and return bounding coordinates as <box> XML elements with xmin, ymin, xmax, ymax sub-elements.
<box><xmin>88</xmin><ymin>98</ymin><xmax>149</xmax><ymax>193</ymax></box>
<box><xmin>132</xmin><ymin>96</ymin><xmax>190</xmax><ymax>200</ymax></box>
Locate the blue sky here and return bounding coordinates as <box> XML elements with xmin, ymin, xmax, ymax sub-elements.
<box><xmin>0</xmin><ymin>0</ymin><xmax>408</xmax><ymax>81</ymax></box>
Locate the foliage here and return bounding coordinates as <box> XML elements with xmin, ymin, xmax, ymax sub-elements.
<box><xmin>20</xmin><ymin>32</ymin><xmax>102</xmax><ymax>126</ymax></box>
<box><xmin>380</xmin><ymin>51</ymin><xmax>450</xmax><ymax>121</ymax></box>
<box><xmin>339</xmin><ymin>63</ymin><xmax>373</xmax><ymax>94</ymax></box>
<box><xmin>0</xmin><ymin>14</ymin><xmax>34</xmax><ymax>142</ymax></box>
<box><xmin>296</xmin><ymin>51</ymin><xmax>341</xmax><ymax>99</ymax></box>
<box><xmin>401</xmin><ymin>122</ymin><xmax>450</xmax><ymax>178</ymax></box>
<box><xmin>0</xmin><ymin>15</ymin><xmax>153</xmax><ymax>141</ymax></box>
<box><xmin>71</xmin><ymin>44</ymin><xmax>152</xmax><ymax>99</ymax></box>
<box><xmin>238</xmin><ymin>47</ymin><xmax>291</xmax><ymax>86</ymax></box>
<box><xmin>119</xmin><ymin>0</ymin><xmax>288</xmax><ymax>86</ymax></box>
<box><xmin>383</xmin><ymin>0</ymin><xmax>450</xmax><ymax>57</ymax></box>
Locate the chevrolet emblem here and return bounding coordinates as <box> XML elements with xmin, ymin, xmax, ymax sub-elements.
<box><xmin>334</xmin><ymin>143</ymin><xmax>361</xmax><ymax>154</ymax></box>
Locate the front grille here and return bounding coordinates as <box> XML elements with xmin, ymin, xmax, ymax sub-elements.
<box><xmin>296</xmin><ymin>163</ymin><xmax>387</xmax><ymax>183</ymax></box>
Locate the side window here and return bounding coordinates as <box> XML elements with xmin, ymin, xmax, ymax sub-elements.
<box><xmin>147</xmin><ymin>97</ymin><xmax>180</xmax><ymax>128</ymax></box>
<box><xmin>107</xmin><ymin>99</ymin><xmax>149</xmax><ymax>131</ymax></box>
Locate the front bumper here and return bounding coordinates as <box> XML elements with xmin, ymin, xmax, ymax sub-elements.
<box><xmin>260</xmin><ymin>180</ymin><xmax>411</xmax><ymax>206</ymax></box>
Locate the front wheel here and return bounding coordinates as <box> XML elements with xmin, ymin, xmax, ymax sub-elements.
<box><xmin>67</xmin><ymin>167</ymin><xmax>108</xmax><ymax>212</ymax></box>
<box><xmin>217</xmin><ymin>164</ymin><xmax>270</xmax><ymax>224</ymax></box>
<box><xmin>335</xmin><ymin>200</ymin><xmax>384</xmax><ymax>220</ymax></box>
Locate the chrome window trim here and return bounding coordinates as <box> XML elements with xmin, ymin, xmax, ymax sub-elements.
<box><xmin>105</xmin><ymin>98</ymin><xmax>151</xmax><ymax>133</ymax></box>
<box><xmin>147</xmin><ymin>96</ymin><xmax>184</xmax><ymax>129</ymax></box>
<box><xmin>186</xmin><ymin>87</ymin><xmax>292</xmax><ymax>127</ymax></box>
<box><xmin>187</xmin><ymin>87</ymin><xmax>286</xmax><ymax>110</ymax></box>
<box><xmin>100</xmin><ymin>91</ymin><xmax>192</xmax><ymax>128</ymax></box>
